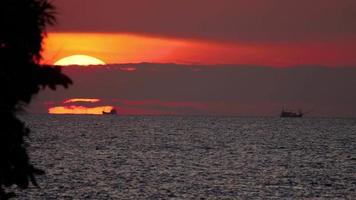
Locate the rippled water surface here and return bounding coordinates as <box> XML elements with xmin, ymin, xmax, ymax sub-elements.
<box><xmin>14</xmin><ymin>115</ymin><xmax>356</xmax><ymax>199</ymax></box>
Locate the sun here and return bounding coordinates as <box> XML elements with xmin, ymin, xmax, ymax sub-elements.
<box><xmin>54</xmin><ymin>55</ymin><xmax>106</xmax><ymax>66</ymax></box>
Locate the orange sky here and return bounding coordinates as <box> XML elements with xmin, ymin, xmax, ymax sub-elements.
<box><xmin>48</xmin><ymin>98</ymin><xmax>114</xmax><ymax>115</ymax></box>
<box><xmin>49</xmin><ymin>105</ymin><xmax>114</xmax><ymax>115</ymax></box>
<box><xmin>43</xmin><ymin>32</ymin><xmax>356</xmax><ymax>67</ymax></box>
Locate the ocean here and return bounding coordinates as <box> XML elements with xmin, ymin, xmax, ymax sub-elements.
<box><xmin>14</xmin><ymin>115</ymin><xmax>356</xmax><ymax>199</ymax></box>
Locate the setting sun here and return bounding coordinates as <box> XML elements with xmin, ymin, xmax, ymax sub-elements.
<box><xmin>54</xmin><ymin>55</ymin><xmax>106</xmax><ymax>66</ymax></box>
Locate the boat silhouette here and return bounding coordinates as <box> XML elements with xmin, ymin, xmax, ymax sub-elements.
<box><xmin>280</xmin><ymin>109</ymin><xmax>304</xmax><ymax>118</ymax></box>
<box><xmin>102</xmin><ymin>108</ymin><xmax>117</xmax><ymax>115</ymax></box>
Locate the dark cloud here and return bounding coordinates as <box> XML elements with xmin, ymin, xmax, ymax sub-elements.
<box><xmin>52</xmin><ymin>0</ymin><xmax>356</xmax><ymax>42</ymax></box>
<box><xmin>29</xmin><ymin>64</ymin><xmax>356</xmax><ymax>117</ymax></box>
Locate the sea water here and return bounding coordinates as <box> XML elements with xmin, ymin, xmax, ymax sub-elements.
<box><xmin>15</xmin><ymin>115</ymin><xmax>356</xmax><ymax>199</ymax></box>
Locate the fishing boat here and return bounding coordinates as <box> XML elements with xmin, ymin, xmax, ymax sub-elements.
<box><xmin>102</xmin><ymin>108</ymin><xmax>117</xmax><ymax>115</ymax></box>
<box><xmin>280</xmin><ymin>109</ymin><xmax>303</xmax><ymax>118</ymax></box>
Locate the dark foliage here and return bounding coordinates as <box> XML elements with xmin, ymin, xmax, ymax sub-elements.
<box><xmin>0</xmin><ymin>0</ymin><xmax>72</xmax><ymax>198</ymax></box>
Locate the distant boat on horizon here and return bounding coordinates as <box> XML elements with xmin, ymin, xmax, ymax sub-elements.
<box><xmin>102</xmin><ymin>108</ymin><xmax>117</xmax><ymax>115</ymax></box>
<box><xmin>280</xmin><ymin>109</ymin><xmax>304</xmax><ymax>118</ymax></box>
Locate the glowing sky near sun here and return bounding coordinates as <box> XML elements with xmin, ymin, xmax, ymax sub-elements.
<box><xmin>48</xmin><ymin>98</ymin><xmax>115</xmax><ymax>115</ymax></box>
<box><xmin>48</xmin><ymin>105</ymin><xmax>114</xmax><ymax>115</ymax></box>
<box><xmin>63</xmin><ymin>98</ymin><xmax>101</xmax><ymax>103</ymax></box>
<box><xmin>43</xmin><ymin>32</ymin><xmax>356</xmax><ymax>67</ymax></box>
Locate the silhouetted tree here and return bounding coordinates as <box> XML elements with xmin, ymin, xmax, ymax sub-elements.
<box><xmin>0</xmin><ymin>0</ymin><xmax>72</xmax><ymax>199</ymax></box>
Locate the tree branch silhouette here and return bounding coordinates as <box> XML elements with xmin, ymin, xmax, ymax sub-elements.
<box><xmin>0</xmin><ymin>0</ymin><xmax>72</xmax><ymax>199</ymax></box>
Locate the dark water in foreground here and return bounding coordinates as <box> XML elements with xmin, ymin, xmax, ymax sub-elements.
<box><xmin>14</xmin><ymin>115</ymin><xmax>356</xmax><ymax>199</ymax></box>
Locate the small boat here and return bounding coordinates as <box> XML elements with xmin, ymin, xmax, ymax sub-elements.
<box><xmin>280</xmin><ymin>109</ymin><xmax>303</xmax><ymax>118</ymax></box>
<box><xmin>102</xmin><ymin>108</ymin><xmax>117</xmax><ymax>115</ymax></box>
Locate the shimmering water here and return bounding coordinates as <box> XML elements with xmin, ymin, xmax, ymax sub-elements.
<box><xmin>15</xmin><ymin>115</ymin><xmax>356</xmax><ymax>199</ymax></box>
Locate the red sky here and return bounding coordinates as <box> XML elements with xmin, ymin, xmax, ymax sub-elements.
<box><xmin>52</xmin><ymin>0</ymin><xmax>356</xmax><ymax>43</ymax></box>
<box><xmin>44</xmin><ymin>0</ymin><xmax>356</xmax><ymax>67</ymax></box>
<box><xmin>34</xmin><ymin>0</ymin><xmax>356</xmax><ymax>116</ymax></box>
